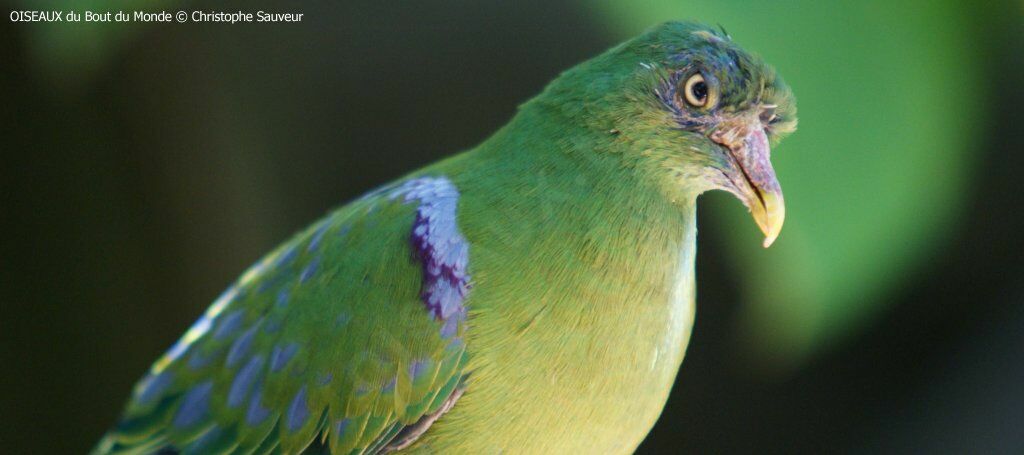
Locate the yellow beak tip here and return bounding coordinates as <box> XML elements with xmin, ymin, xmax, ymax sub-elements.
<box><xmin>754</xmin><ymin>192</ymin><xmax>785</xmax><ymax>248</ymax></box>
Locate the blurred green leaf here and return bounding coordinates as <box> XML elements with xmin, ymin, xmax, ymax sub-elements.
<box><xmin>589</xmin><ymin>0</ymin><xmax>985</xmax><ymax>369</ymax></box>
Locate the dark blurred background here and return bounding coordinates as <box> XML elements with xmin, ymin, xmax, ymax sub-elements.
<box><xmin>2</xmin><ymin>0</ymin><xmax>1023</xmax><ymax>453</ymax></box>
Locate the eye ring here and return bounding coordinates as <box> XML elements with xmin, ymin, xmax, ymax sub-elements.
<box><xmin>682</xmin><ymin>73</ymin><xmax>710</xmax><ymax>108</ymax></box>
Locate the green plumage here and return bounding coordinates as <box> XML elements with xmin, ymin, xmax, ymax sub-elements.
<box><xmin>97</xmin><ymin>21</ymin><xmax>795</xmax><ymax>454</ymax></box>
<box><xmin>97</xmin><ymin>189</ymin><xmax>469</xmax><ymax>454</ymax></box>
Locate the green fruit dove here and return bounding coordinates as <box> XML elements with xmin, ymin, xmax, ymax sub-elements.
<box><xmin>95</xmin><ymin>21</ymin><xmax>796</xmax><ymax>454</ymax></box>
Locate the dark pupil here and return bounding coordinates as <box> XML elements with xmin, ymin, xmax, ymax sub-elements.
<box><xmin>690</xmin><ymin>81</ymin><xmax>708</xmax><ymax>103</ymax></box>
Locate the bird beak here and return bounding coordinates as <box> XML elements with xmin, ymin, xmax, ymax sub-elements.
<box><xmin>713</xmin><ymin>125</ymin><xmax>785</xmax><ymax>248</ymax></box>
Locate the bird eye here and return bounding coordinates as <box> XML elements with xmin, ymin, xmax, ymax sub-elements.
<box><xmin>683</xmin><ymin>73</ymin><xmax>710</xmax><ymax>108</ymax></box>
<box><xmin>760</xmin><ymin>105</ymin><xmax>778</xmax><ymax>125</ymax></box>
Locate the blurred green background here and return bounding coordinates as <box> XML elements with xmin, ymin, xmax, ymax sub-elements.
<box><xmin>2</xmin><ymin>0</ymin><xmax>1022</xmax><ymax>452</ymax></box>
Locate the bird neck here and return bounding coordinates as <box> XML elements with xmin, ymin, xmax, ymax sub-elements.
<box><xmin>466</xmin><ymin>101</ymin><xmax>698</xmax><ymax>236</ymax></box>
<box><xmin>448</xmin><ymin>102</ymin><xmax>699</xmax><ymax>317</ymax></box>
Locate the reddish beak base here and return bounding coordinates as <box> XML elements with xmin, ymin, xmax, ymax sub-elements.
<box><xmin>724</xmin><ymin>127</ymin><xmax>786</xmax><ymax>247</ymax></box>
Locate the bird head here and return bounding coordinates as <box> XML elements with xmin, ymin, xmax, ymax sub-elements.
<box><xmin>537</xmin><ymin>21</ymin><xmax>797</xmax><ymax>247</ymax></box>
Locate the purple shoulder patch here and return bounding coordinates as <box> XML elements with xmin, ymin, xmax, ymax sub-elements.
<box><xmin>389</xmin><ymin>177</ymin><xmax>470</xmax><ymax>337</ymax></box>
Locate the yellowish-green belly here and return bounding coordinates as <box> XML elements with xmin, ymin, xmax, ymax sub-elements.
<box><xmin>411</xmin><ymin>218</ymin><xmax>698</xmax><ymax>454</ymax></box>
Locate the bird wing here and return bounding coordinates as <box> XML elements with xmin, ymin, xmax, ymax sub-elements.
<box><xmin>96</xmin><ymin>176</ymin><xmax>471</xmax><ymax>455</ymax></box>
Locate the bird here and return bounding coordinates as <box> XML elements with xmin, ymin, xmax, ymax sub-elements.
<box><xmin>95</xmin><ymin>21</ymin><xmax>796</xmax><ymax>454</ymax></box>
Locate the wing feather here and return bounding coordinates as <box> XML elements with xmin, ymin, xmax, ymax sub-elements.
<box><xmin>96</xmin><ymin>177</ymin><xmax>470</xmax><ymax>455</ymax></box>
